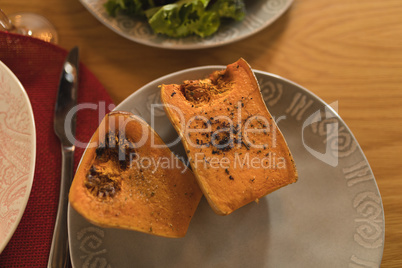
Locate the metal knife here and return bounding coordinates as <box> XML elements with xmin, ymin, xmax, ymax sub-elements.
<box><xmin>48</xmin><ymin>46</ymin><xmax>79</xmax><ymax>268</ymax></box>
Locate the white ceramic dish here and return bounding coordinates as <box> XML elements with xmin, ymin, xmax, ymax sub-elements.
<box><xmin>68</xmin><ymin>66</ymin><xmax>384</xmax><ymax>267</ymax></box>
<box><xmin>0</xmin><ymin>61</ymin><xmax>36</xmax><ymax>253</ymax></box>
<box><xmin>79</xmin><ymin>0</ymin><xmax>293</xmax><ymax>49</ymax></box>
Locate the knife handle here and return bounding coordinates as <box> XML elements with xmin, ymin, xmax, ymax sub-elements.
<box><xmin>48</xmin><ymin>146</ymin><xmax>74</xmax><ymax>268</ymax></box>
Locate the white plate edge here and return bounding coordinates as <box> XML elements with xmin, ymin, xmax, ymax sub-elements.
<box><xmin>0</xmin><ymin>60</ymin><xmax>36</xmax><ymax>253</ymax></box>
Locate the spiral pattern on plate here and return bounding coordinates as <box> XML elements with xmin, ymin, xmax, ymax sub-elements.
<box><xmin>263</xmin><ymin>0</ymin><xmax>287</xmax><ymax>12</ymax></box>
<box><xmin>259</xmin><ymin>78</ymin><xmax>283</xmax><ymax>107</ymax></box>
<box><xmin>353</xmin><ymin>192</ymin><xmax>383</xmax><ymax>249</ymax></box>
<box><xmin>77</xmin><ymin>226</ymin><xmax>111</xmax><ymax>268</ymax></box>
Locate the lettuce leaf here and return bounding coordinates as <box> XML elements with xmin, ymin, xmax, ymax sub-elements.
<box><xmin>210</xmin><ymin>0</ymin><xmax>245</xmax><ymax>21</ymax></box>
<box><xmin>104</xmin><ymin>0</ymin><xmax>246</xmax><ymax>38</ymax></box>
<box><xmin>146</xmin><ymin>0</ymin><xmax>218</xmax><ymax>38</ymax></box>
<box><xmin>104</xmin><ymin>0</ymin><xmax>149</xmax><ymax>17</ymax></box>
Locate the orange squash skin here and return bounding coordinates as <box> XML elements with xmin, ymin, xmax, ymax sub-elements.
<box><xmin>69</xmin><ymin>111</ymin><xmax>203</xmax><ymax>238</ymax></box>
<box><xmin>161</xmin><ymin>58</ymin><xmax>298</xmax><ymax>215</ymax></box>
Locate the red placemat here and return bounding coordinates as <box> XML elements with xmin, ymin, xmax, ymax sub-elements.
<box><xmin>0</xmin><ymin>32</ymin><xmax>115</xmax><ymax>267</ymax></box>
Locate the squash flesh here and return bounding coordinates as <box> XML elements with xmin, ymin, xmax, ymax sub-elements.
<box><xmin>161</xmin><ymin>58</ymin><xmax>298</xmax><ymax>215</ymax></box>
<box><xmin>69</xmin><ymin>111</ymin><xmax>203</xmax><ymax>238</ymax></box>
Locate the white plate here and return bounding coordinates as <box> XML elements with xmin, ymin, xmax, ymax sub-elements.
<box><xmin>0</xmin><ymin>61</ymin><xmax>36</xmax><ymax>253</ymax></box>
<box><xmin>68</xmin><ymin>66</ymin><xmax>384</xmax><ymax>267</ymax></box>
<box><xmin>79</xmin><ymin>0</ymin><xmax>293</xmax><ymax>49</ymax></box>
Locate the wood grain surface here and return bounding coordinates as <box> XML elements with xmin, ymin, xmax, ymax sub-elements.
<box><xmin>1</xmin><ymin>0</ymin><xmax>401</xmax><ymax>266</ymax></box>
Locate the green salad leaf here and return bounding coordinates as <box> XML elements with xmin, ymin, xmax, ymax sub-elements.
<box><xmin>104</xmin><ymin>0</ymin><xmax>148</xmax><ymax>17</ymax></box>
<box><xmin>145</xmin><ymin>0</ymin><xmax>217</xmax><ymax>38</ymax></box>
<box><xmin>104</xmin><ymin>0</ymin><xmax>246</xmax><ymax>38</ymax></box>
<box><xmin>210</xmin><ymin>0</ymin><xmax>245</xmax><ymax>20</ymax></box>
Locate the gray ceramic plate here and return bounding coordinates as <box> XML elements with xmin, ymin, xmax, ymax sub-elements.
<box><xmin>68</xmin><ymin>66</ymin><xmax>384</xmax><ymax>267</ymax></box>
<box><xmin>79</xmin><ymin>0</ymin><xmax>293</xmax><ymax>49</ymax></box>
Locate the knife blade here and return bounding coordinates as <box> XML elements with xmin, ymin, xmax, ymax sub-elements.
<box><xmin>48</xmin><ymin>46</ymin><xmax>79</xmax><ymax>268</ymax></box>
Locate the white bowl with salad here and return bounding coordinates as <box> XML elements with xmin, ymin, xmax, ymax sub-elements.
<box><xmin>80</xmin><ymin>0</ymin><xmax>294</xmax><ymax>49</ymax></box>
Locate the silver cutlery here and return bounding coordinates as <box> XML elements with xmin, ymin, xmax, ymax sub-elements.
<box><xmin>48</xmin><ymin>46</ymin><xmax>79</xmax><ymax>268</ymax></box>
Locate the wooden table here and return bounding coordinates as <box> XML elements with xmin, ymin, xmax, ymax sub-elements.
<box><xmin>2</xmin><ymin>0</ymin><xmax>401</xmax><ymax>266</ymax></box>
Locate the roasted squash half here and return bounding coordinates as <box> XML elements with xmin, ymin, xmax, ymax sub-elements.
<box><xmin>160</xmin><ymin>58</ymin><xmax>298</xmax><ymax>215</ymax></box>
<box><xmin>69</xmin><ymin>111</ymin><xmax>203</xmax><ymax>238</ymax></box>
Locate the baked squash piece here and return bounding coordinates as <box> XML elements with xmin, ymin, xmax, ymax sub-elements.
<box><xmin>69</xmin><ymin>111</ymin><xmax>202</xmax><ymax>238</ymax></box>
<box><xmin>161</xmin><ymin>58</ymin><xmax>298</xmax><ymax>215</ymax></box>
